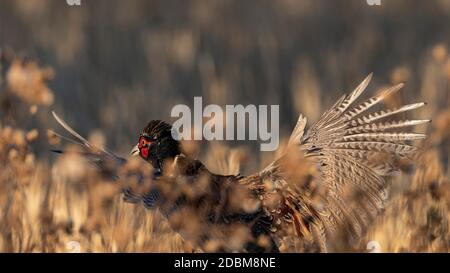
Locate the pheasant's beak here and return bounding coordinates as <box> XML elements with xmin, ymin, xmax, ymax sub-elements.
<box><xmin>130</xmin><ymin>144</ymin><xmax>140</xmax><ymax>157</ymax></box>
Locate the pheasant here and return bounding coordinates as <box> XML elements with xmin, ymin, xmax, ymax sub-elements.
<box><xmin>51</xmin><ymin>74</ymin><xmax>429</xmax><ymax>252</ymax></box>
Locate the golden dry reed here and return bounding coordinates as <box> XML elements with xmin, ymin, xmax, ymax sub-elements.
<box><xmin>0</xmin><ymin>45</ymin><xmax>449</xmax><ymax>253</ymax></box>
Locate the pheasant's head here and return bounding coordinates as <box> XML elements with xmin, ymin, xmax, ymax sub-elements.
<box><xmin>131</xmin><ymin>120</ymin><xmax>180</xmax><ymax>174</ymax></box>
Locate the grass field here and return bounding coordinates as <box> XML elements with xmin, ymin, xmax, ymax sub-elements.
<box><xmin>0</xmin><ymin>1</ymin><xmax>450</xmax><ymax>252</ymax></box>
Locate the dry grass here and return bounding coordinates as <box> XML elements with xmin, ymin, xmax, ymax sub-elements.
<box><xmin>1</xmin><ymin>1</ymin><xmax>450</xmax><ymax>252</ymax></box>
<box><xmin>0</xmin><ymin>47</ymin><xmax>449</xmax><ymax>252</ymax></box>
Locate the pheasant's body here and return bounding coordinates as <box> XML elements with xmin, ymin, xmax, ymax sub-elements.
<box><xmin>51</xmin><ymin>74</ymin><xmax>429</xmax><ymax>252</ymax></box>
<box><xmin>147</xmin><ymin>157</ymin><xmax>281</xmax><ymax>252</ymax></box>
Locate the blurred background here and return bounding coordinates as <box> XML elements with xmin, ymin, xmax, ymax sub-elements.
<box><xmin>1</xmin><ymin>0</ymin><xmax>449</xmax><ymax>163</ymax></box>
<box><xmin>1</xmin><ymin>0</ymin><xmax>450</xmax><ymax>252</ymax></box>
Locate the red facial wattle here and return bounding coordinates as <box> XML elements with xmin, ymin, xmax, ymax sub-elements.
<box><xmin>138</xmin><ymin>136</ymin><xmax>151</xmax><ymax>159</ymax></box>
<box><xmin>141</xmin><ymin>146</ymin><xmax>149</xmax><ymax>159</ymax></box>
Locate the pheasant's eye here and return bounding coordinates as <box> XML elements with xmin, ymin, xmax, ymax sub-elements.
<box><xmin>138</xmin><ymin>136</ymin><xmax>150</xmax><ymax>149</ymax></box>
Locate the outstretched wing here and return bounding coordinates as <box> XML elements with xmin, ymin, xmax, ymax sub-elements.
<box><xmin>299</xmin><ymin>74</ymin><xmax>428</xmax><ymax>239</ymax></box>
<box><xmin>259</xmin><ymin>74</ymin><xmax>429</xmax><ymax>251</ymax></box>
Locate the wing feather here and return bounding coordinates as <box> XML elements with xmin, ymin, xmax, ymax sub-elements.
<box><xmin>299</xmin><ymin>74</ymin><xmax>427</xmax><ymax>245</ymax></box>
<box><xmin>259</xmin><ymin>74</ymin><xmax>428</xmax><ymax>251</ymax></box>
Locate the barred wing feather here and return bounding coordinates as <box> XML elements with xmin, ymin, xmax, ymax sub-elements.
<box><xmin>259</xmin><ymin>74</ymin><xmax>430</xmax><ymax>250</ymax></box>
<box><xmin>297</xmin><ymin>74</ymin><xmax>429</xmax><ymax>241</ymax></box>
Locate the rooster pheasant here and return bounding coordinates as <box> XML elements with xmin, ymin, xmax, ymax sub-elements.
<box><xmin>51</xmin><ymin>74</ymin><xmax>429</xmax><ymax>252</ymax></box>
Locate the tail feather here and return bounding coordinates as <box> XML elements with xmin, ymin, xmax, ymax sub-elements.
<box><xmin>51</xmin><ymin>111</ymin><xmax>93</xmax><ymax>149</ymax></box>
<box><xmin>51</xmin><ymin>111</ymin><xmax>115</xmax><ymax>156</ymax></box>
<box><xmin>48</xmin><ymin>129</ymin><xmax>85</xmax><ymax>146</ymax></box>
<box><xmin>50</xmin><ymin>111</ymin><xmax>127</xmax><ymax>179</ymax></box>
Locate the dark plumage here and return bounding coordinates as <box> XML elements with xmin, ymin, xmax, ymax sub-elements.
<box><xmin>51</xmin><ymin>74</ymin><xmax>429</xmax><ymax>252</ymax></box>
<box><xmin>140</xmin><ymin>120</ymin><xmax>180</xmax><ymax>171</ymax></box>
